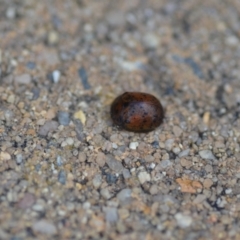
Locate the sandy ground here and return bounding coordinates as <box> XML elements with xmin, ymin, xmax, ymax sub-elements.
<box><xmin>1</xmin><ymin>0</ymin><xmax>240</xmax><ymax>239</ymax></box>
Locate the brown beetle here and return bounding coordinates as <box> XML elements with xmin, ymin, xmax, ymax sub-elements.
<box><xmin>110</xmin><ymin>92</ymin><xmax>164</xmax><ymax>132</ymax></box>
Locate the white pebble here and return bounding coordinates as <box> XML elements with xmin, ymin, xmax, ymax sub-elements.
<box><xmin>66</xmin><ymin>137</ymin><xmax>74</xmax><ymax>145</ymax></box>
<box><xmin>172</xmin><ymin>147</ymin><xmax>180</xmax><ymax>154</ymax></box>
<box><xmin>112</xmin><ymin>143</ymin><xmax>118</xmax><ymax>149</ymax></box>
<box><xmin>52</xmin><ymin>70</ymin><xmax>61</xmax><ymax>83</ymax></box>
<box><xmin>226</xmin><ymin>36</ymin><xmax>239</xmax><ymax>46</ymax></box>
<box><xmin>16</xmin><ymin>154</ymin><xmax>23</xmax><ymax>164</ymax></box>
<box><xmin>32</xmin><ymin>204</ymin><xmax>45</xmax><ymax>212</ymax></box>
<box><xmin>138</xmin><ymin>171</ymin><xmax>151</xmax><ymax>184</ymax></box>
<box><xmin>175</xmin><ymin>213</ymin><xmax>192</xmax><ymax>228</ymax></box>
<box><xmin>6</xmin><ymin>7</ymin><xmax>16</xmax><ymax>19</ymax></box>
<box><xmin>225</xmin><ymin>188</ymin><xmax>232</xmax><ymax>194</ymax></box>
<box><xmin>129</xmin><ymin>142</ymin><xmax>139</xmax><ymax>150</ymax></box>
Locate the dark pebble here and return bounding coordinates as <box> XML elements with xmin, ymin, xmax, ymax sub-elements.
<box><xmin>58</xmin><ymin>170</ymin><xmax>66</xmax><ymax>185</ymax></box>
<box><xmin>172</xmin><ymin>55</ymin><xmax>204</xmax><ymax>79</ymax></box>
<box><xmin>58</xmin><ymin>111</ymin><xmax>70</xmax><ymax>126</ymax></box>
<box><xmin>151</xmin><ymin>141</ymin><xmax>159</xmax><ymax>148</ymax></box>
<box><xmin>106</xmin><ymin>173</ymin><xmax>117</xmax><ymax>184</ymax></box>
<box><xmin>35</xmin><ymin>164</ymin><xmax>41</xmax><ymax>171</ymax></box>
<box><xmin>78</xmin><ymin>67</ymin><xmax>91</xmax><ymax>90</ymax></box>
<box><xmin>184</xmin><ymin>57</ymin><xmax>204</xmax><ymax>79</ymax></box>
<box><xmin>31</xmin><ymin>88</ymin><xmax>40</xmax><ymax>100</ymax></box>
<box><xmin>26</xmin><ymin>61</ymin><xmax>36</xmax><ymax>70</ymax></box>
<box><xmin>74</xmin><ymin>119</ymin><xmax>84</xmax><ymax>141</ymax></box>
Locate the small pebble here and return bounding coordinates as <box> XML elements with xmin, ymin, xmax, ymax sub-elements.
<box><xmin>14</xmin><ymin>74</ymin><xmax>31</xmax><ymax>84</ymax></box>
<box><xmin>78</xmin><ymin>67</ymin><xmax>91</xmax><ymax>90</ymax></box>
<box><xmin>225</xmin><ymin>188</ymin><xmax>232</xmax><ymax>194</ymax></box>
<box><xmin>58</xmin><ymin>170</ymin><xmax>66</xmax><ymax>185</ymax></box>
<box><xmin>138</xmin><ymin>171</ymin><xmax>151</xmax><ymax>184</ymax></box>
<box><xmin>226</xmin><ymin>35</ymin><xmax>239</xmax><ymax>46</ymax></box>
<box><xmin>32</xmin><ymin>220</ymin><xmax>57</xmax><ymax>235</ymax></box>
<box><xmin>103</xmin><ymin>207</ymin><xmax>118</xmax><ymax>223</ymax></box>
<box><xmin>193</xmin><ymin>194</ymin><xmax>206</xmax><ymax>204</ymax></box>
<box><xmin>66</xmin><ymin>137</ymin><xmax>74</xmax><ymax>145</ymax></box>
<box><xmin>35</xmin><ymin>164</ymin><xmax>41</xmax><ymax>171</ymax></box>
<box><xmin>56</xmin><ymin>155</ymin><xmax>63</xmax><ymax>166</ymax></box>
<box><xmin>26</xmin><ymin>61</ymin><xmax>36</xmax><ymax>70</ymax></box>
<box><xmin>129</xmin><ymin>142</ymin><xmax>139</xmax><ymax>150</ymax></box>
<box><xmin>38</xmin><ymin>121</ymin><xmax>58</xmax><ymax>137</ymax></box>
<box><xmin>106</xmin><ymin>173</ymin><xmax>117</xmax><ymax>184</ymax></box>
<box><xmin>7</xmin><ymin>191</ymin><xmax>17</xmax><ymax>202</ymax></box>
<box><xmin>96</xmin><ymin>152</ymin><xmax>106</xmax><ymax>167</ymax></box>
<box><xmin>151</xmin><ymin>141</ymin><xmax>159</xmax><ymax>148</ymax></box>
<box><xmin>15</xmin><ymin>154</ymin><xmax>23</xmax><ymax>164</ymax></box>
<box><xmin>165</xmin><ymin>139</ymin><xmax>174</xmax><ymax>150</ymax></box>
<box><xmin>203</xmin><ymin>178</ymin><xmax>213</xmax><ymax>188</ymax></box>
<box><xmin>51</xmin><ymin>70</ymin><xmax>61</xmax><ymax>83</ymax></box>
<box><xmin>6</xmin><ymin>7</ymin><xmax>16</xmax><ymax>19</ymax></box>
<box><xmin>32</xmin><ymin>204</ymin><xmax>44</xmax><ymax>212</ymax></box>
<box><xmin>142</xmin><ymin>33</ymin><xmax>160</xmax><ymax>49</ymax></box>
<box><xmin>78</xmin><ymin>152</ymin><xmax>87</xmax><ymax>162</ymax></box>
<box><xmin>122</xmin><ymin>169</ymin><xmax>131</xmax><ymax>179</ymax></box>
<box><xmin>100</xmin><ymin>188</ymin><xmax>112</xmax><ymax>199</ymax></box>
<box><xmin>74</xmin><ymin>110</ymin><xmax>86</xmax><ymax>125</ymax></box>
<box><xmin>47</xmin><ymin>31</ymin><xmax>59</xmax><ymax>45</ymax></box>
<box><xmin>74</xmin><ymin>119</ymin><xmax>84</xmax><ymax>141</ymax></box>
<box><xmin>17</xmin><ymin>193</ymin><xmax>36</xmax><ymax>209</ymax></box>
<box><xmin>175</xmin><ymin>213</ymin><xmax>192</xmax><ymax>228</ymax></box>
<box><xmin>172</xmin><ymin>147</ymin><xmax>181</xmax><ymax>154</ymax></box>
<box><xmin>92</xmin><ymin>174</ymin><xmax>102</xmax><ymax>189</ymax></box>
<box><xmin>0</xmin><ymin>151</ymin><xmax>11</xmax><ymax>161</ymax></box>
<box><xmin>106</xmin><ymin>155</ymin><xmax>124</xmax><ymax>173</ymax></box>
<box><xmin>150</xmin><ymin>185</ymin><xmax>158</xmax><ymax>195</ymax></box>
<box><xmin>58</xmin><ymin>111</ymin><xmax>70</xmax><ymax>126</ymax></box>
<box><xmin>199</xmin><ymin>150</ymin><xmax>216</xmax><ymax>160</ymax></box>
<box><xmin>178</xmin><ymin>149</ymin><xmax>190</xmax><ymax>158</ymax></box>
<box><xmin>157</xmin><ymin>160</ymin><xmax>172</xmax><ymax>170</ymax></box>
<box><xmin>31</xmin><ymin>88</ymin><xmax>40</xmax><ymax>100</ymax></box>
<box><xmin>117</xmin><ymin>188</ymin><xmax>132</xmax><ymax>203</ymax></box>
<box><xmin>173</xmin><ymin>126</ymin><xmax>182</xmax><ymax>137</ymax></box>
<box><xmin>184</xmin><ymin>57</ymin><xmax>204</xmax><ymax>79</ymax></box>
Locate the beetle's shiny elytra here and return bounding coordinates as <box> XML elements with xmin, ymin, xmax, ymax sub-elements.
<box><xmin>110</xmin><ymin>92</ymin><xmax>164</xmax><ymax>132</ymax></box>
